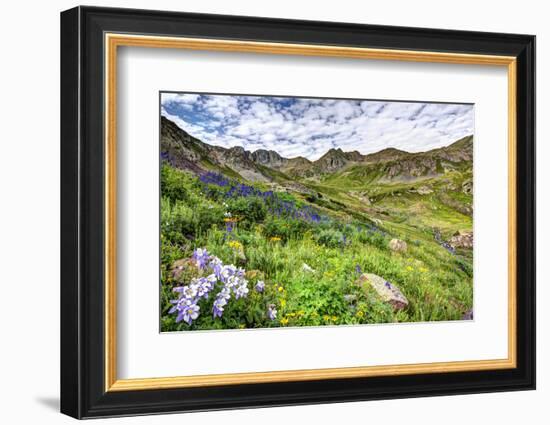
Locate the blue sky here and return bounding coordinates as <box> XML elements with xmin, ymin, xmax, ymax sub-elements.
<box><xmin>161</xmin><ymin>92</ymin><xmax>474</xmax><ymax>161</ymax></box>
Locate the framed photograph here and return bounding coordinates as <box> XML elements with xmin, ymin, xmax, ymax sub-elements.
<box><xmin>60</xmin><ymin>6</ymin><xmax>535</xmax><ymax>419</ymax></box>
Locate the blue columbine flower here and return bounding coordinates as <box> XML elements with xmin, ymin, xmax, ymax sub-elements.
<box><xmin>181</xmin><ymin>303</ymin><xmax>200</xmax><ymax>325</ymax></box>
<box><xmin>173</xmin><ymin>283</ymin><xmax>198</xmax><ymax>300</ymax></box>
<box><xmin>193</xmin><ymin>248</ymin><xmax>210</xmax><ymax>269</ymax></box>
<box><xmin>220</xmin><ymin>264</ymin><xmax>237</xmax><ymax>283</ymax></box>
<box><xmin>234</xmin><ymin>281</ymin><xmax>249</xmax><ymax>299</ymax></box>
<box><xmin>212</xmin><ymin>297</ymin><xmax>227</xmax><ymax>318</ymax></box>
<box><xmin>267</xmin><ymin>304</ymin><xmax>277</xmax><ymax>321</ymax></box>
<box><xmin>255</xmin><ymin>280</ymin><xmax>265</xmax><ymax>292</ymax></box>
<box><xmin>209</xmin><ymin>256</ymin><xmax>223</xmax><ymax>279</ymax></box>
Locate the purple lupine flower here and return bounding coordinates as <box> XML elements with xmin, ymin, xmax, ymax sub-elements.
<box><xmin>193</xmin><ymin>248</ymin><xmax>210</xmax><ymax>269</ymax></box>
<box><xmin>355</xmin><ymin>265</ymin><xmax>362</xmax><ymax>275</ymax></box>
<box><xmin>255</xmin><ymin>280</ymin><xmax>265</xmax><ymax>293</ymax></box>
<box><xmin>267</xmin><ymin>304</ymin><xmax>277</xmax><ymax>321</ymax></box>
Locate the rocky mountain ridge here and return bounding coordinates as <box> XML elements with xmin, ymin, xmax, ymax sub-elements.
<box><xmin>161</xmin><ymin>115</ymin><xmax>473</xmax><ymax>183</ymax></box>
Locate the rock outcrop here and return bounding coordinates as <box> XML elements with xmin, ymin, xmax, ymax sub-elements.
<box><xmin>357</xmin><ymin>273</ymin><xmax>409</xmax><ymax>310</ymax></box>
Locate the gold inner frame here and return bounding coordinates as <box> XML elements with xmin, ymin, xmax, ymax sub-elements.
<box><xmin>104</xmin><ymin>33</ymin><xmax>517</xmax><ymax>392</ymax></box>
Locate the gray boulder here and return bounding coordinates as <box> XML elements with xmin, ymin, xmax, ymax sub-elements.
<box><xmin>389</xmin><ymin>238</ymin><xmax>408</xmax><ymax>253</ymax></box>
<box><xmin>357</xmin><ymin>273</ymin><xmax>409</xmax><ymax>310</ymax></box>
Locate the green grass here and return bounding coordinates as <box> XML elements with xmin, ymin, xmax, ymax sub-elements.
<box><xmin>160</xmin><ymin>164</ymin><xmax>473</xmax><ymax>331</ymax></box>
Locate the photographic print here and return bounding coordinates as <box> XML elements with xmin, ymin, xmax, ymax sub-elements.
<box><xmin>160</xmin><ymin>92</ymin><xmax>474</xmax><ymax>332</ymax></box>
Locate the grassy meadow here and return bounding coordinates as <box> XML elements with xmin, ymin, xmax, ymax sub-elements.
<box><xmin>160</xmin><ymin>162</ymin><xmax>473</xmax><ymax>332</ymax></box>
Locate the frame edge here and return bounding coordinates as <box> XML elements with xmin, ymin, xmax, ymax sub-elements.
<box><xmin>60</xmin><ymin>6</ymin><xmax>83</xmax><ymax>420</ymax></box>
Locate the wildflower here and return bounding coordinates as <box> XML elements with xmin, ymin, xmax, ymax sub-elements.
<box><xmin>174</xmin><ymin>300</ymin><xmax>200</xmax><ymax>325</ymax></box>
<box><xmin>218</xmin><ymin>286</ymin><xmax>231</xmax><ymax>301</ymax></box>
<box><xmin>225</xmin><ymin>275</ymin><xmax>240</xmax><ymax>289</ymax></box>
<box><xmin>220</xmin><ymin>264</ymin><xmax>237</xmax><ymax>283</ymax></box>
<box><xmin>234</xmin><ymin>281</ymin><xmax>249</xmax><ymax>299</ymax></box>
<box><xmin>280</xmin><ymin>299</ymin><xmax>286</xmax><ymax>308</ymax></box>
<box><xmin>229</xmin><ymin>240</ymin><xmax>242</xmax><ymax>250</ymax></box>
<box><xmin>269</xmin><ymin>236</ymin><xmax>282</xmax><ymax>242</ymax></box>
<box><xmin>323</xmin><ymin>315</ymin><xmax>330</xmax><ymax>321</ymax></box>
<box><xmin>224</xmin><ymin>211</ymin><xmax>232</xmax><ymax>218</ymax></box>
<box><xmin>406</xmin><ymin>266</ymin><xmax>414</xmax><ymax>272</ymax></box>
<box><xmin>280</xmin><ymin>318</ymin><xmax>289</xmax><ymax>325</ymax></box>
<box><xmin>213</xmin><ymin>297</ymin><xmax>227</xmax><ymax>318</ymax></box>
<box><xmin>193</xmin><ymin>248</ymin><xmax>210</xmax><ymax>269</ymax></box>
<box><xmin>174</xmin><ymin>283</ymin><xmax>198</xmax><ymax>300</ymax></box>
<box><xmin>267</xmin><ymin>304</ymin><xmax>277</xmax><ymax>320</ymax></box>
<box><xmin>196</xmin><ymin>276</ymin><xmax>215</xmax><ymax>299</ymax></box>
<box><xmin>356</xmin><ymin>310</ymin><xmax>365</xmax><ymax>318</ymax></box>
<box><xmin>255</xmin><ymin>280</ymin><xmax>265</xmax><ymax>292</ymax></box>
<box><xmin>209</xmin><ymin>256</ymin><xmax>223</xmax><ymax>278</ymax></box>
<box><xmin>331</xmin><ymin>315</ymin><xmax>338</xmax><ymax>321</ymax></box>
<box><xmin>355</xmin><ymin>265</ymin><xmax>362</xmax><ymax>275</ymax></box>
<box><xmin>278</xmin><ymin>286</ymin><xmax>284</xmax><ymax>292</ymax></box>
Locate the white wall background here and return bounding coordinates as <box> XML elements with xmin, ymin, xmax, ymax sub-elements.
<box><xmin>0</xmin><ymin>0</ymin><xmax>544</xmax><ymax>423</ymax></box>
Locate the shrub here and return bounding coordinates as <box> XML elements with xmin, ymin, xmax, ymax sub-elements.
<box><xmin>315</xmin><ymin>229</ymin><xmax>346</xmax><ymax>248</ymax></box>
<box><xmin>194</xmin><ymin>204</ymin><xmax>224</xmax><ymax>234</ymax></box>
<box><xmin>227</xmin><ymin>196</ymin><xmax>267</xmax><ymax>225</ymax></box>
<box><xmin>161</xmin><ymin>197</ymin><xmax>195</xmax><ymax>240</ymax></box>
<box><xmin>357</xmin><ymin>229</ymin><xmax>388</xmax><ymax>250</ymax></box>
<box><xmin>161</xmin><ymin>164</ymin><xmax>189</xmax><ymax>202</ymax></box>
<box><xmin>262</xmin><ymin>217</ymin><xmax>312</xmax><ymax>241</ymax></box>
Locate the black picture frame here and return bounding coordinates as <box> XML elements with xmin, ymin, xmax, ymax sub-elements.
<box><xmin>61</xmin><ymin>5</ymin><xmax>535</xmax><ymax>419</ymax></box>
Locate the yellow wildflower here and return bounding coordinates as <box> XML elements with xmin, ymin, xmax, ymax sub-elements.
<box><xmin>406</xmin><ymin>266</ymin><xmax>414</xmax><ymax>272</ymax></box>
<box><xmin>228</xmin><ymin>240</ymin><xmax>242</xmax><ymax>250</ymax></box>
<box><xmin>323</xmin><ymin>315</ymin><xmax>330</xmax><ymax>321</ymax></box>
<box><xmin>280</xmin><ymin>299</ymin><xmax>286</xmax><ymax>308</ymax></box>
<box><xmin>270</xmin><ymin>236</ymin><xmax>282</xmax><ymax>242</ymax></box>
<box><xmin>278</xmin><ymin>286</ymin><xmax>284</xmax><ymax>292</ymax></box>
<box><xmin>280</xmin><ymin>318</ymin><xmax>289</xmax><ymax>325</ymax></box>
<box><xmin>356</xmin><ymin>310</ymin><xmax>365</xmax><ymax>318</ymax></box>
<box><xmin>287</xmin><ymin>312</ymin><xmax>296</xmax><ymax>318</ymax></box>
<box><xmin>331</xmin><ymin>315</ymin><xmax>338</xmax><ymax>321</ymax></box>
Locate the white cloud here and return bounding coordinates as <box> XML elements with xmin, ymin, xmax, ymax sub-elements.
<box><xmin>160</xmin><ymin>93</ymin><xmax>474</xmax><ymax>161</ymax></box>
